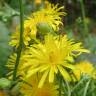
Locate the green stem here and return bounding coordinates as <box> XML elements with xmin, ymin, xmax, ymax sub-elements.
<box><xmin>83</xmin><ymin>80</ymin><xmax>91</xmax><ymax>96</ymax></box>
<box><xmin>71</xmin><ymin>77</ymin><xmax>85</xmax><ymax>92</ymax></box>
<box><xmin>80</xmin><ymin>0</ymin><xmax>88</xmax><ymax>36</ymax></box>
<box><xmin>59</xmin><ymin>76</ymin><xmax>62</xmax><ymax>96</ymax></box>
<box><xmin>64</xmin><ymin>79</ymin><xmax>71</xmax><ymax>96</ymax></box>
<box><xmin>13</xmin><ymin>0</ymin><xmax>24</xmax><ymax>81</ymax></box>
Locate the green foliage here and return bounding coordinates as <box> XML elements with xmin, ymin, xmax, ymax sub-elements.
<box><xmin>84</xmin><ymin>34</ymin><xmax>96</xmax><ymax>53</ymax></box>
<box><xmin>0</xmin><ymin>3</ymin><xmax>18</xmax><ymax>23</ymax></box>
<box><xmin>0</xmin><ymin>21</ymin><xmax>11</xmax><ymax>77</ymax></box>
<box><xmin>0</xmin><ymin>78</ymin><xmax>11</xmax><ymax>89</ymax></box>
<box><xmin>59</xmin><ymin>75</ymin><xmax>96</xmax><ymax>96</ymax></box>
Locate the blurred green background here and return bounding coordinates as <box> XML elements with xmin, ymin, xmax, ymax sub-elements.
<box><xmin>0</xmin><ymin>0</ymin><xmax>96</xmax><ymax>77</ymax></box>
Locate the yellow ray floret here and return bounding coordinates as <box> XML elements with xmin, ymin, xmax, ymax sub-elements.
<box><xmin>20</xmin><ymin>34</ymin><xmax>89</xmax><ymax>88</ymax></box>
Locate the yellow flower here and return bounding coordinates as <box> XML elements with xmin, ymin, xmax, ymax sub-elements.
<box><xmin>7</xmin><ymin>53</ymin><xmax>30</xmax><ymax>79</ymax></box>
<box><xmin>25</xmin><ymin>3</ymin><xmax>64</xmax><ymax>36</ymax></box>
<box><xmin>9</xmin><ymin>27</ymin><xmax>31</xmax><ymax>47</ymax></box>
<box><xmin>20</xmin><ymin>75</ymin><xmax>58</xmax><ymax>96</ymax></box>
<box><xmin>22</xmin><ymin>34</ymin><xmax>89</xmax><ymax>88</ymax></box>
<box><xmin>35</xmin><ymin>0</ymin><xmax>42</xmax><ymax>4</ymax></box>
<box><xmin>73</xmin><ymin>61</ymin><xmax>95</xmax><ymax>80</ymax></box>
<box><xmin>10</xmin><ymin>3</ymin><xmax>64</xmax><ymax>47</ymax></box>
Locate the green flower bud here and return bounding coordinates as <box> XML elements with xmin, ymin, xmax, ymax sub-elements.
<box><xmin>37</xmin><ymin>23</ymin><xmax>53</xmax><ymax>35</ymax></box>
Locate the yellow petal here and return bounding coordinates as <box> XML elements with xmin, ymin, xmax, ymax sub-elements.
<box><xmin>49</xmin><ymin>67</ymin><xmax>54</xmax><ymax>82</ymax></box>
<box><xmin>78</xmin><ymin>49</ymin><xmax>90</xmax><ymax>53</ymax></box>
<box><xmin>57</xmin><ymin>65</ymin><xmax>71</xmax><ymax>81</ymax></box>
<box><xmin>38</xmin><ymin>70</ymin><xmax>49</xmax><ymax>88</ymax></box>
<box><xmin>66</xmin><ymin>56</ymin><xmax>74</xmax><ymax>62</ymax></box>
<box><xmin>53</xmin><ymin>66</ymin><xmax>58</xmax><ymax>74</ymax></box>
<box><xmin>39</xmin><ymin>65</ymin><xmax>49</xmax><ymax>72</ymax></box>
<box><xmin>26</xmin><ymin>67</ymin><xmax>40</xmax><ymax>78</ymax></box>
<box><xmin>61</xmin><ymin>63</ymin><xmax>76</xmax><ymax>70</ymax></box>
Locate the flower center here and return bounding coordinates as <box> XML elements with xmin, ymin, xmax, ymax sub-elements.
<box><xmin>49</xmin><ymin>52</ymin><xmax>56</xmax><ymax>64</ymax></box>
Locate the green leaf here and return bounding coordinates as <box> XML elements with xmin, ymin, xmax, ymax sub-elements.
<box><xmin>0</xmin><ymin>78</ymin><xmax>11</xmax><ymax>88</ymax></box>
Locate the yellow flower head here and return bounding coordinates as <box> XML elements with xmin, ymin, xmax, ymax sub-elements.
<box><xmin>20</xmin><ymin>75</ymin><xmax>58</xmax><ymax>96</ymax></box>
<box><xmin>35</xmin><ymin>0</ymin><xmax>42</xmax><ymax>4</ymax></box>
<box><xmin>9</xmin><ymin>27</ymin><xmax>31</xmax><ymax>47</ymax></box>
<box><xmin>21</xmin><ymin>34</ymin><xmax>89</xmax><ymax>88</ymax></box>
<box><xmin>73</xmin><ymin>61</ymin><xmax>95</xmax><ymax>80</ymax></box>
<box><xmin>10</xmin><ymin>3</ymin><xmax>65</xmax><ymax>47</ymax></box>
<box><xmin>7</xmin><ymin>53</ymin><xmax>29</xmax><ymax>79</ymax></box>
<box><xmin>24</xmin><ymin>3</ymin><xmax>64</xmax><ymax>36</ymax></box>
